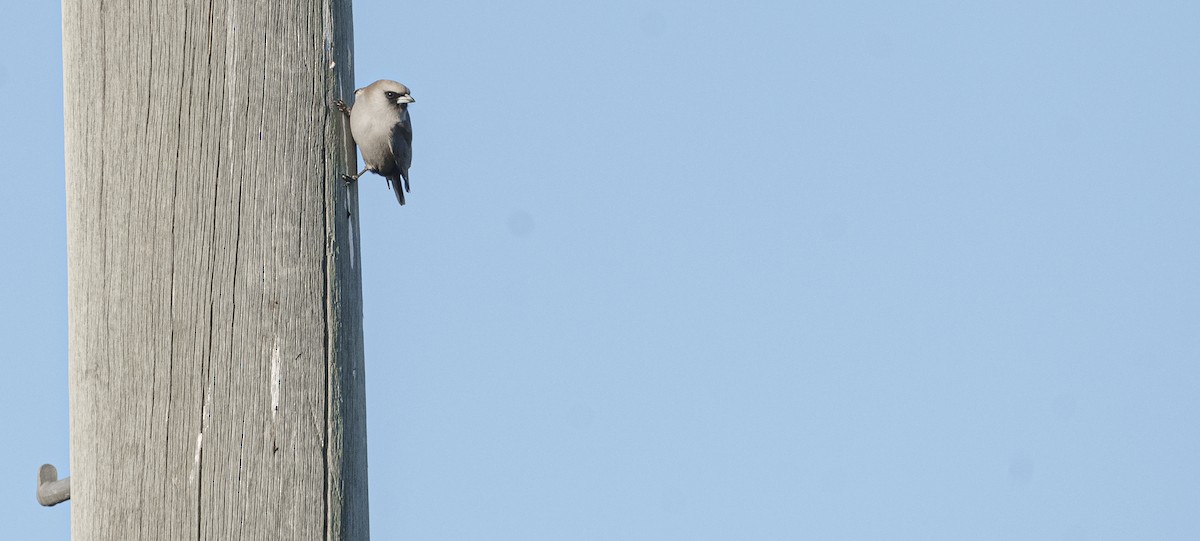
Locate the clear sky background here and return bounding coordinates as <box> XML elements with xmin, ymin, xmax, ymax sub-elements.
<box><xmin>2</xmin><ymin>1</ymin><xmax>1198</xmax><ymax>539</ymax></box>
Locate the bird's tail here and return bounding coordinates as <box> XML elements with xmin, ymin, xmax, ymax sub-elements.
<box><xmin>389</xmin><ymin>177</ymin><xmax>406</xmax><ymax>205</ymax></box>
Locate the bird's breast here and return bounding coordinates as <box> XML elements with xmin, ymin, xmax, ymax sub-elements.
<box><xmin>350</xmin><ymin>113</ymin><xmax>398</xmax><ymax>172</ymax></box>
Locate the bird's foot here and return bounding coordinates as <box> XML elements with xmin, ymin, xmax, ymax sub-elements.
<box><xmin>333</xmin><ymin>99</ymin><xmax>351</xmax><ymax>116</ymax></box>
<box><xmin>341</xmin><ymin>174</ymin><xmax>359</xmax><ymax>184</ymax></box>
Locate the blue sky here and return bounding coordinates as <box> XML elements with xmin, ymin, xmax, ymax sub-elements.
<box><xmin>3</xmin><ymin>1</ymin><xmax>1199</xmax><ymax>539</ymax></box>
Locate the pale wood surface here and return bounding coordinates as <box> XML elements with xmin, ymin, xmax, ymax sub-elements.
<box><xmin>62</xmin><ymin>0</ymin><xmax>368</xmax><ymax>538</ymax></box>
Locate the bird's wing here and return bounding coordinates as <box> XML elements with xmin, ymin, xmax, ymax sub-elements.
<box><xmin>390</xmin><ymin>113</ymin><xmax>413</xmax><ymax>194</ymax></box>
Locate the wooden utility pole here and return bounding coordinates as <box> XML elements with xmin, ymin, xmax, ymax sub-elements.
<box><xmin>61</xmin><ymin>0</ymin><xmax>369</xmax><ymax>539</ymax></box>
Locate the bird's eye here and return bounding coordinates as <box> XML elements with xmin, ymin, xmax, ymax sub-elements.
<box><xmin>384</xmin><ymin>91</ymin><xmax>399</xmax><ymax>99</ymax></box>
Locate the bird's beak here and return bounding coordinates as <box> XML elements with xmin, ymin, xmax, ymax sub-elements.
<box><xmin>398</xmin><ymin>94</ymin><xmax>415</xmax><ymax>104</ymax></box>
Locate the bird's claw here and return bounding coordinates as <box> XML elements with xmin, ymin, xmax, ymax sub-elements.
<box><xmin>333</xmin><ymin>99</ymin><xmax>350</xmax><ymax>115</ymax></box>
<box><xmin>341</xmin><ymin>174</ymin><xmax>359</xmax><ymax>184</ymax></box>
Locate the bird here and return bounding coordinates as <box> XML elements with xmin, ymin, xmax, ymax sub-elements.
<box><xmin>334</xmin><ymin>80</ymin><xmax>415</xmax><ymax>206</ymax></box>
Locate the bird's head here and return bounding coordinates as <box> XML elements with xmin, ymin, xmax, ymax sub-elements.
<box><xmin>356</xmin><ymin>80</ymin><xmax>415</xmax><ymax>109</ymax></box>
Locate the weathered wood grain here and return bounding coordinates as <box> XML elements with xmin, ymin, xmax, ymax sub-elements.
<box><xmin>62</xmin><ymin>0</ymin><xmax>368</xmax><ymax>538</ymax></box>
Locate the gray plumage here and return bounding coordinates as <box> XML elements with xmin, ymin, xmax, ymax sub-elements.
<box><xmin>335</xmin><ymin>80</ymin><xmax>415</xmax><ymax>206</ymax></box>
